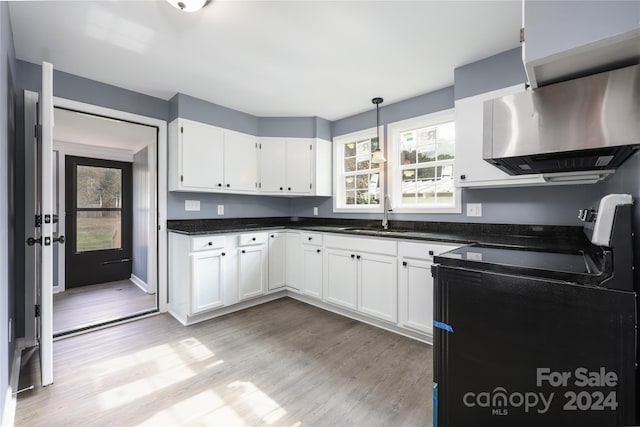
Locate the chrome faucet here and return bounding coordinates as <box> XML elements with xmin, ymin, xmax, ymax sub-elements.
<box><xmin>382</xmin><ymin>194</ymin><xmax>392</xmax><ymax>230</ymax></box>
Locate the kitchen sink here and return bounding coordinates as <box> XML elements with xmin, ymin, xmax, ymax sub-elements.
<box><xmin>344</xmin><ymin>227</ymin><xmax>409</xmax><ymax>233</ymax></box>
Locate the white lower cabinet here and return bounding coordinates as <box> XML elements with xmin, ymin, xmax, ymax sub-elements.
<box><xmin>324</xmin><ymin>235</ymin><xmax>398</xmax><ymax>323</ymax></box>
<box><xmin>238</xmin><ymin>236</ymin><xmax>268</xmax><ymax>301</ymax></box>
<box><xmin>268</xmin><ymin>232</ymin><xmax>286</xmax><ymax>290</ymax></box>
<box><xmin>190</xmin><ymin>250</ymin><xmax>225</xmax><ymax>314</ymax></box>
<box><xmin>285</xmin><ymin>232</ymin><xmax>302</xmax><ymax>290</ymax></box>
<box><xmin>398</xmin><ymin>241</ymin><xmax>461</xmax><ymax>339</ymax></box>
<box><xmin>325</xmin><ymin>248</ymin><xmax>359</xmax><ymax>310</ymax></box>
<box><xmin>358</xmin><ymin>253</ymin><xmax>397</xmax><ymax>323</ymax></box>
<box><xmin>302</xmin><ymin>245</ymin><xmax>323</xmax><ymax>299</ymax></box>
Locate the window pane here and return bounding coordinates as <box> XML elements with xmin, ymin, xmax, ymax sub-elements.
<box><xmin>356</xmin><ymin>190</ymin><xmax>369</xmax><ymax>205</ymax></box>
<box><xmin>437</xmin><ymin>139</ymin><xmax>455</xmax><ymax>161</ymax></box>
<box><xmin>417</xmin><ymin>129</ymin><xmax>436</xmax><ymax>163</ymax></box>
<box><xmin>400</xmin><ymin>131</ymin><xmax>416</xmax><ymax>164</ymax></box>
<box><xmin>344</xmin><ymin>157</ymin><xmax>356</xmax><ymax>172</ymax></box>
<box><xmin>345</xmin><ymin>176</ymin><xmax>355</xmax><ymax>190</ymax></box>
<box><xmin>76</xmin><ymin>211</ymin><xmax>121</xmax><ymax>252</ymax></box>
<box><xmin>344</xmin><ymin>142</ymin><xmax>356</xmax><ymax>157</ymax></box>
<box><xmin>345</xmin><ymin>191</ymin><xmax>355</xmax><ymax>205</ymax></box>
<box><xmin>77</xmin><ymin>165</ymin><xmax>122</xmax><ymax>209</ymax></box>
<box><xmin>356</xmin><ymin>156</ymin><xmax>370</xmax><ymax>171</ymax></box>
<box><xmin>356</xmin><ymin>140</ymin><xmax>371</xmax><ymax>156</ymax></box>
<box><xmin>417</xmin><ymin>167</ymin><xmax>435</xmax><ymax>180</ymax></box>
<box><xmin>356</xmin><ymin>174</ymin><xmax>369</xmax><ymax>189</ymax></box>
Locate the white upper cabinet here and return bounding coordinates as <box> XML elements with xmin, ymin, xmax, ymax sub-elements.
<box><xmin>224</xmin><ymin>130</ymin><xmax>258</xmax><ymax>192</ymax></box>
<box><xmin>523</xmin><ymin>0</ymin><xmax>640</xmax><ymax>87</ymax></box>
<box><xmin>169</xmin><ymin>118</ymin><xmax>331</xmax><ymax>197</ymax></box>
<box><xmin>454</xmin><ymin>84</ymin><xmax>547</xmax><ymax>188</ymax></box>
<box><xmin>259</xmin><ymin>138</ymin><xmax>331</xmax><ymax>196</ymax></box>
<box><xmin>169</xmin><ymin>118</ymin><xmax>224</xmax><ymax>191</ymax></box>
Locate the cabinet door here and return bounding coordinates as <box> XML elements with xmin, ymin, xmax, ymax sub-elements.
<box><xmin>358</xmin><ymin>253</ymin><xmax>397</xmax><ymax>323</ymax></box>
<box><xmin>260</xmin><ymin>141</ymin><xmax>287</xmax><ymax>193</ymax></box>
<box><xmin>302</xmin><ymin>245</ymin><xmax>323</xmax><ymax>299</ymax></box>
<box><xmin>181</xmin><ymin>121</ymin><xmax>224</xmax><ymax>190</ymax></box>
<box><xmin>238</xmin><ymin>245</ymin><xmax>267</xmax><ymax>300</ymax></box>
<box><xmin>454</xmin><ymin>86</ymin><xmax>545</xmax><ymax>188</ymax></box>
<box><xmin>324</xmin><ymin>248</ymin><xmax>358</xmax><ymax>310</ymax></box>
<box><xmin>224</xmin><ymin>131</ymin><xmax>258</xmax><ymax>192</ymax></box>
<box><xmin>190</xmin><ymin>250</ymin><xmax>224</xmax><ymax>314</ymax></box>
<box><xmin>285</xmin><ymin>232</ymin><xmax>302</xmax><ymax>290</ymax></box>
<box><xmin>286</xmin><ymin>141</ymin><xmax>312</xmax><ymax>194</ymax></box>
<box><xmin>398</xmin><ymin>258</ymin><xmax>433</xmax><ymax>335</ymax></box>
<box><xmin>268</xmin><ymin>233</ymin><xmax>286</xmax><ymax>290</ymax></box>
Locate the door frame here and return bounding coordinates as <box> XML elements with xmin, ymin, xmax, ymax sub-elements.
<box><xmin>24</xmin><ymin>92</ymin><xmax>168</xmax><ymax>346</ymax></box>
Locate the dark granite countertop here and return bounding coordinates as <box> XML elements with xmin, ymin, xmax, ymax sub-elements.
<box><xmin>167</xmin><ymin>217</ymin><xmax>593</xmax><ymax>252</ymax></box>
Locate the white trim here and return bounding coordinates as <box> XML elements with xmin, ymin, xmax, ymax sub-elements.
<box><xmin>130</xmin><ymin>274</ymin><xmax>149</xmax><ymax>294</ymax></box>
<box><xmin>387</xmin><ymin>109</ymin><xmax>462</xmax><ymax>214</ymax></box>
<box><xmin>332</xmin><ymin>126</ymin><xmax>385</xmax><ymax>213</ymax></box>
<box><xmin>52</xmin><ymin>97</ymin><xmax>168</xmax><ymax>314</ymax></box>
<box><xmin>54</xmin><ymin>140</ymin><xmax>135</xmax><ymax>162</ymax></box>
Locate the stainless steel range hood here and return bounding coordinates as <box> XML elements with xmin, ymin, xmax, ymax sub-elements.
<box><xmin>483</xmin><ymin>64</ymin><xmax>640</xmax><ymax>178</ymax></box>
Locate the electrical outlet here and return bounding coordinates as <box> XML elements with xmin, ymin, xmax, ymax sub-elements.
<box><xmin>466</xmin><ymin>203</ymin><xmax>482</xmax><ymax>217</ymax></box>
<box><xmin>185</xmin><ymin>200</ymin><xmax>200</xmax><ymax>211</ymax></box>
<box><xmin>313</xmin><ymin>207</ymin><xmax>319</xmax><ymax>216</ymax></box>
<box><xmin>217</xmin><ymin>205</ymin><xmax>224</xmax><ymax>215</ymax></box>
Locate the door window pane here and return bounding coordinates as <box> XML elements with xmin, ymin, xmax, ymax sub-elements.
<box><xmin>77</xmin><ymin>166</ymin><xmax>122</xmax><ymax>208</ymax></box>
<box><xmin>76</xmin><ymin>211</ymin><xmax>122</xmax><ymax>252</ymax></box>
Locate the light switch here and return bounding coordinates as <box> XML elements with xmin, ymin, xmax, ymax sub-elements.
<box><xmin>217</xmin><ymin>205</ymin><xmax>224</xmax><ymax>215</ymax></box>
<box><xmin>313</xmin><ymin>207</ymin><xmax>319</xmax><ymax>216</ymax></box>
<box><xmin>185</xmin><ymin>200</ymin><xmax>200</xmax><ymax>211</ymax></box>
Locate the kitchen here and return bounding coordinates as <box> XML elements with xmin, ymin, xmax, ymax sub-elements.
<box><xmin>1</xmin><ymin>1</ymin><xmax>639</xmax><ymax>426</ymax></box>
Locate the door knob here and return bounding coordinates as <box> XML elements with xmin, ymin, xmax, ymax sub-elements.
<box><xmin>26</xmin><ymin>237</ymin><xmax>42</xmax><ymax>246</ymax></box>
<box><xmin>53</xmin><ymin>236</ymin><xmax>65</xmax><ymax>244</ymax></box>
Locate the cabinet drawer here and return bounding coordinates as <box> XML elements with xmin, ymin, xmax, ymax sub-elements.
<box><xmin>301</xmin><ymin>232</ymin><xmax>323</xmax><ymax>246</ymax></box>
<box><xmin>238</xmin><ymin>232</ymin><xmax>268</xmax><ymax>246</ymax></box>
<box><xmin>399</xmin><ymin>241</ymin><xmax>462</xmax><ymax>261</ymax></box>
<box><xmin>190</xmin><ymin>235</ymin><xmax>226</xmax><ymax>252</ymax></box>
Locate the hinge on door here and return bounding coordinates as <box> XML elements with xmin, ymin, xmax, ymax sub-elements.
<box><xmin>259</xmin><ymin>182</ymin><xmax>262</xmax><ymax>189</ymax></box>
<box><xmin>310</xmin><ymin>144</ymin><xmax>312</xmax><ymax>150</ymax></box>
<box><xmin>520</xmin><ymin>27</ymin><xmax>525</xmax><ymax>43</ymax></box>
<box><xmin>35</xmin><ymin>305</ymin><xmax>41</xmax><ymax>318</ymax></box>
<box><xmin>180</xmin><ymin>175</ymin><xmax>183</xmax><ymax>182</ymax></box>
<box><xmin>259</xmin><ymin>143</ymin><xmax>262</xmax><ymax>149</ymax></box>
<box><xmin>35</xmin><ymin>215</ymin><xmax>42</xmax><ymax>228</ymax></box>
<box><xmin>34</xmin><ymin>125</ymin><xmax>38</xmax><ymax>139</ymax></box>
<box><xmin>310</xmin><ymin>183</ymin><xmax>312</xmax><ymax>189</ymax></box>
<box><xmin>180</xmin><ymin>126</ymin><xmax>184</xmax><ymax>134</ymax></box>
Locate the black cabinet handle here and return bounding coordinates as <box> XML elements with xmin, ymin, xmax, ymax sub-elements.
<box><xmin>316</xmin><ymin>249</ymin><xmax>321</xmax><ymax>253</ymax></box>
<box><xmin>460</xmin><ymin>174</ymin><xmax>466</xmax><ymax>180</ymax></box>
<box><xmin>218</xmin><ymin>183</ymin><xmax>222</xmax><ymax>187</ymax></box>
<box><xmin>252</xmin><ymin>237</ymin><xmax>256</xmax><ymax>241</ymax></box>
<box><xmin>241</xmin><ymin>249</ymin><xmax>246</xmax><ymax>254</ymax></box>
<box><xmin>308</xmin><ymin>237</ymin><xmax>312</xmax><ymax>241</ymax></box>
<box><xmin>356</xmin><ymin>255</ymin><xmax>361</xmax><ymax>260</ymax></box>
<box><xmin>280</xmin><ymin>187</ymin><xmax>283</xmax><ymax>190</ymax></box>
<box><xmin>402</xmin><ymin>261</ymin><xmax>407</xmax><ymax>267</ymax></box>
<box><xmin>350</xmin><ymin>254</ymin><xmax>355</xmax><ymax>259</ymax></box>
<box><xmin>429</xmin><ymin>250</ymin><xmax>434</xmax><ymax>256</ymax></box>
<box><xmin>226</xmin><ymin>184</ymin><xmax>230</xmax><ymax>187</ymax></box>
<box><xmin>221</xmin><ymin>252</ymin><xmax>226</xmax><ymax>256</ymax></box>
<box><xmin>270</xmin><ymin>234</ymin><xmax>274</xmax><ymax>238</ymax></box>
<box><xmin>288</xmin><ymin>187</ymin><xmax>292</xmax><ymax>191</ymax></box>
<box><xmin>208</xmin><ymin>242</ymin><xmax>212</xmax><ymax>246</ymax></box>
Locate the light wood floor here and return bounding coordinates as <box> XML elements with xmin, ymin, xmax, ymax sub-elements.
<box><xmin>17</xmin><ymin>298</ymin><xmax>432</xmax><ymax>426</ymax></box>
<box><xmin>53</xmin><ymin>279</ymin><xmax>157</xmax><ymax>334</ymax></box>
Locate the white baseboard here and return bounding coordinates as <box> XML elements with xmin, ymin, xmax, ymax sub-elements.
<box><xmin>130</xmin><ymin>274</ymin><xmax>149</xmax><ymax>294</ymax></box>
<box><xmin>3</xmin><ymin>338</ymin><xmax>25</xmax><ymax>427</ymax></box>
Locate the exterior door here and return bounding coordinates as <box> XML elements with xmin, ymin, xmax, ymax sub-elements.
<box><xmin>65</xmin><ymin>156</ymin><xmax>133</xmax><ymax>288</ymax></box>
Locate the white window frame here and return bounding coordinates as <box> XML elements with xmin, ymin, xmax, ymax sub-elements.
<box><xmin>333</xmin><ymin>126</ymin><xmax>385</xmax><ymax>213</ymax></box>
<box><xmin>387</xmin><ymin>110</ymin><xmax>461</xmax><ymax>213</ymax></box>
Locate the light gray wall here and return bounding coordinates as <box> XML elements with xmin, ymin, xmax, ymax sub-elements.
<box><xmin>133</xmin><ymin>147</ymin><xmax>149</xmax><ymax>284</ymax></box>
<box><xmin>0</xmin><ymin>1</ymin><xmax>16</xmax><ymax>419</ymax></box>
<box><xmin>524</xmin><ymin>1</ymin><xmax>640</xmax><ymax>65</ymax></box>
<box><xmin>314</xmin><ymin>117</ymin><xmax>331</xmax><ymax>141</ymax></box>
<box><xmin>173</xmin><ymin>93</ymin><xmax>259</xmax><ymax>135</ymax></box>
<box><xmin>454</xmin><ymin>47</ymin><xmax>527</xmax><ymax>100</ymax></box>
<box><xmin>258</xmin><ymin>117</ymin><xmax>316</xmax><ymax>138</ymax></box>
<box><xmin>168</xmin><ymin>192</ymin><xmax>291</xmax><ymax>219</ymax></box>
<box><xmin>17</xmin><ymin>60</ymin><xmax>169</xmax><ymax>121</ymax></box>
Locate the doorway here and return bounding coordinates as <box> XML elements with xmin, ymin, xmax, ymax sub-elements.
<box><xmin>65</xmin><ymin>156</ymin><xmax>133</xmax><ymax>287</ymax></box>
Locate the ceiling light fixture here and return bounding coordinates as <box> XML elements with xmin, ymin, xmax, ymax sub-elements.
<box><xmin>166</xmin><ymin>0</ymin><xmax>208</xmax><ymax>12</ymax></box>
<box><xmin>370</xmin><ymin>97</ymin><xmax>386</xmax><ymax>164</ymax></box>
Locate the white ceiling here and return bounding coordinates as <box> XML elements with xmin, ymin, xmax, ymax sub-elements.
<box><xmin>10</xmin><ymin>1</ymin><xmax>521</xmax><ymax>121</ymax></box>
<box><xmin>53</xmin><ymin>108</ymin><xmax>156</xmax><ymax>151</ymax></box>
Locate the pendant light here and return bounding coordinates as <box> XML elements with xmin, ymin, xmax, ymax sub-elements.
<box><xmin>167</xmin><ymin>0</ymin><xmax>208</xmax><ymax>12</ymax></box>
<box><xmin>370</xmin><ymin>97</ymin><xmax>386</xmax><ymax>163</ymax></box>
